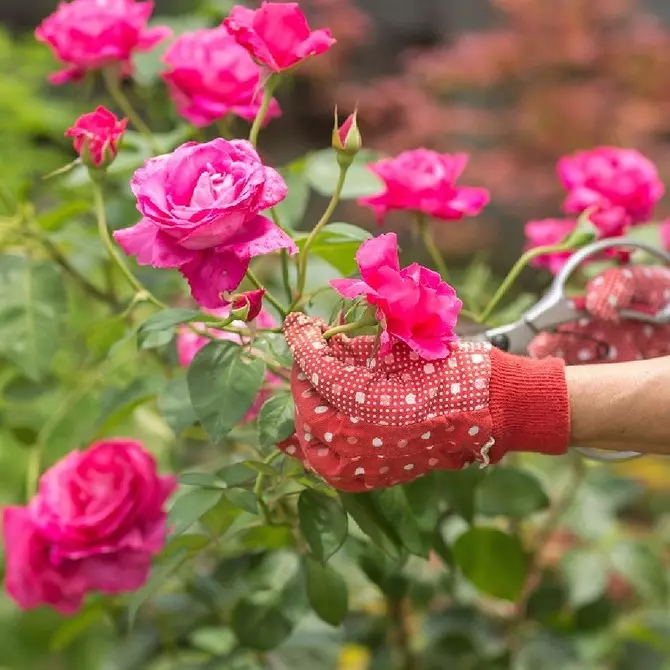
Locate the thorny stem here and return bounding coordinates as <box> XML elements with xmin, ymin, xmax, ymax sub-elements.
<box><xmin>417</xmin><ymin>214</ymin><xmax>450</xmax><ymax>283</ymax></box>
<box><xmin>253</xmin><ymin>450</ymin><xmax>283</xmax><ymax>524</ymax></box>
<box><xmin>387</xmin><ymin>597</ymin><xmax>419</xmax><ymax>670</ymax></box>
<box><xmin>478</xmin><ymin>243</ymin><xmax>574</xmax><ymax>324</ymax></box>
<box><xmin>323</xmin><ymin>311</ymin><xmax>378</xmax><ymax>340</ymax></box>
<box><xmin>93</xmin><ymin>182</ymin><xmax>167</xmax><ymax>310</ymax></box>
<box><xmin>293</xmin><ymin>161</ymin><xmax>350</xmax><ymax>307</ymax></box>
<box><xmin>248</xmin><ymin>76</ymin><xmax>279</xmax><ymax>147</ymax></box>
<box><xmin>102</xmin><ymin>68</ymin><xmax>160</xmax><ymax>154</ymax></box>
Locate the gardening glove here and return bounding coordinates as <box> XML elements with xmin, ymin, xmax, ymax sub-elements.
<box><xmin>529</xmin><ymin>266</ymin><xmax>670</xmax><ymax>364</ymax></box>
<box><xmin>279</xmin><ymin>313</ymin><xmax>570</xmax><ymax>492</ymax></box>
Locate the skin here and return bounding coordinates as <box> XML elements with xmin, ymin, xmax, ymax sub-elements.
<box><xmin>567</xmin><ymin>357</ymin><xmax>670</xmax><ymax>455</ymax></box>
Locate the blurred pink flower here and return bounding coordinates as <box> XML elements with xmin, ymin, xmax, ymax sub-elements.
<box><xmin>224</xmin><ymin>2</ymin><xmax>335</xmax><ymax>73</ymax></box>
<box><xmin>359</xmin><ymin>150</ymin><xmax>489</xmax><ymax>225</ymax></box>
<box><xmin>3</xmin><ymin>439</ymin><xmax>175</xmax><ymax>615</ymax></box>
<box><xmin>558</xmin><ymin>147</ymin><xmax>664</xmax><ymax>236</ymax></box>
<box><xmin>35</xmin><ymin>0</ymin><xmax>171</xmax><ymax>84</ymax></box>
<box><xmin>330</xmin><ymin>233</ymin><xmax>462</xmax><ymax>360</ymax></box>
<box><xmin>162</xmin><ymin>26</ymin><xmax>281</xmax><ymax>128</ymax></box>
<box><xmin>524</xmin><ymin>218</ymin><xmax>576</xmax><ymax>275</ymax></box>
<box><xmin>176</xmin><ymin>307</ymin><xmax>279</xmax><ymax>421</ymax></box>
<box><xmin>113</xmin><ymin>139</ymin><xmax>296</xmax><ymax>308</ymax></box>
<box><xmin>65</xmin><ymin>105</ymin><xmax>127</xmax><ymax>168</ymax></box>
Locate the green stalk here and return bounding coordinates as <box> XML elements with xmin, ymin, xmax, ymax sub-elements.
<box><xmin>417</xmin><ymin>215</ymin><xmax>450</xmax><ymax>282</ymax></box>
<box><xmin>245</xmin><ymin>268</ymin><xmax>288</xmax><ymax>318</ymax></box>
<box><xmin>248</xmin><ymin>76</ymin><xmax>279</xmax><ymax>147</ymax></box>
<box><xmin>478</xmin><ymin>243</ymin><xmax>573</xmax><ymax>324</ymax></box>
<box><xmin>253</xmin><ymin>450</ymin><xmax>282</xmax><ymax>524</ymax></box>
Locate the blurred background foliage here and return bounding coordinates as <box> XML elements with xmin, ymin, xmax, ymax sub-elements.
<box><xmin>1</xmin><ymin>1</ymin><xmax>670</xmax><ymax>669</ymax></box>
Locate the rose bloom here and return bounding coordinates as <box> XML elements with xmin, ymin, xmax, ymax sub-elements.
<box><xmin>177</xmin><ymin>307</ymin><xmax>279</xmax><ymax>421</ymax></box>
<box><xmin>224</xmin><ymin>2</ymin><xmax>336</xmax><ymax>73</ymax></box>
<box><xmin>113</xmin><ymin>138</ymin><xmax>296</xmax><ymax>308</ymax></box>
<box><xmin>330</xmin><ymin>233</ymin><xmax>462</xmax><ymax>360</ymax></box>
<box><xmin>65</xmin><ymin>105</ymin><xmax>127</xmax><ymax>168</ymax></box>
<box><xmin>359</xmin><ymin>150</ymin><xmax>489</xmax><ymax>225</ymax></box>
<box><xmin>525</xmin><ymin>219</ymin><xmax>576</xmax><ymax>275</ymax></box>
<box><xmin>35</xmin><ymin>0</ymin><xmax>171</xmax><ymax>85</ymax></box>
<box><xmin>162</xmin><ymin>26</ymin><xmax>281</xmax><ymax>128</ymax></box>
<box><xmin>558</xmin><ymin>147</ymin><xmax>664</xmax><ymax>236</ymax></box>
<box><xmin>2</xmin><ymin>439</ymin><xmax>175</xmax><ymax>614</ymax></box>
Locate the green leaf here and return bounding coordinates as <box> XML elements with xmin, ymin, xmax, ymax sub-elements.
<box><xmin>258</xmin><ymin>392</ymin><xmax>296</xmax><ymax>449</ymax></box>
<box><xmin>298</xmin><ymin>490</ymin><xmax>348</xmax><ymax>562</ymax></box>
<box><xmin>217</xmin><ymin>462</ymin><xmax>258</xmax><ymax>487</ymax></box>
<box><xmin>373</xmin><ymin>487</ymin><xmax>429</xmax><ymax>557</ymax></box>
<box><xmin>187</xmin><ymin>340</ymin><xmax>266</xmax><ymax>441</ymax></box>
<box><xmin>272</xmin><ymin>160</ymin><xmax>310</xmax><ymax>229</ymax></box>
<box><xmin>225</xmin><ymin>488</ymin><xmax>258</xmax><ymax>515</ymax></box>
<box><xmin>403</xmin><ymin>473</ymin><xmax>440</xmax><ymax>532</ymax></box>
<box><xmin>295</xmin><ymin>222</ymin><xmax>372</xmax><ymax>276</ymax></box>
<box><xmin>476</xmin><ymin>467</ymin><xmax>550</xmax><ymax>518</ymax></box>
<box><xmin>452</xmin><ymin>527</ymin><xmax>527</xmax><ymax>601</ymax></box>
<box><xmin>437</xmin><ymin>467</ymin><xmax>487</xmax><ymax>524</ymax></box>
<box><xmin>232</xmin><ymin>596</ymin><xmax>294</xmax><ymax>651</ymax></box>
<box><xmin>179</xmin><ymin>472</ymin><xmax>225</xmax><ymax>488</ymax></box>
<box><xmin>86</xmin><ymin>315</ymin><xmax>127</xmax><ymax>357</ymax></box>
<box><xmin>241</xmin><ymin>525</ymin><xmax>294</xmax><ymax>550</ymax></box>
<box><xmin>305</xmin><ymin>149</ymin><xmax>383</xmax><ymax>200</ymax></box>
<box><xmin>127</xmin><ymin>548</ymin><xmax>189</xmax><ymax>628</ymax></box>
<box><xmin>158</xmin><ymin>375</ymin><xmax>198</xmax><ymax>435</ymax></box>
<box><xmin>561</xmin><ymin>549</ymin><xmax>608</xmax><ymax>608</ymax></box>
<box><xmin>304</xmin><ymin>557</ymin><xmax>349</xmax><ymax>626</ymax></box>
<box><xmin>37</xmin><ymin>200</ymin><xmax>91</xmax><ymax>231</ymax></box>
<box><xmin>96</xmin><ymin>374</ymin><xmax>166</xmax><ymax>433</ymax></box>
<box><xmin>200</xmin><ymin>496</ymin><xmax>243</xmax><ymax>537</ymax></box>
<box><xmin>137</xmin><ymin>308</ymin><xmax>203</xmax><ymax>348</ymax></box>
<box><xmin>0</xmin><ymin>255</ymin><xmax>67</xmax><ymax>380</ymax></box>
<box><xmin>51</xmin><ymin>604</ymin><xmax>106</xmax><ymax>651</ymax></box>
<box><xmin>168</xmin><ymin>488</ymin><xmax>224</xmax><ymax>537</ymax></box>
<box><xmin>340</xmin><ymin>492</ymin><xmax>402</xmax><ymax>558</ymax></box>
<box><xmin>611</xmin><ymin>540</ymin><xmax>668</xmax><ymax>604</ymax></box>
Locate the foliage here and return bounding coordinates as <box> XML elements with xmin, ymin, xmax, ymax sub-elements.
<box><xmin>1</xmin><ymin>4</ymin><xmax>670</xmax><ymax>670</ymax></box>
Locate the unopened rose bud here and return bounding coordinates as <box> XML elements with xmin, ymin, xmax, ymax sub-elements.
<box><xmin>230</xmin><ymin>289</ymin><xmax>265</xmax><ymax>322</ymax></box>
<box><xmin>65</xmin><ymin>105</ymin><xmax>127</xmax><ymax>171</ymax></box>
<box><xmin>332</xmin><ymin>108</ymin><xmax>362</xmax><ymax>157</ymax></box>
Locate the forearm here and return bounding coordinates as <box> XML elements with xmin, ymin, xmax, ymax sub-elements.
<box><xmin>567</xmin><ymin>356</ymin><xmax>670</xmax><ymax>455</ymax></box>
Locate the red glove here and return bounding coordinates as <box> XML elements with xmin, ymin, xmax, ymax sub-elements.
<box><xmin>529</xmin><ymin>266</ymin><xmax>670</xmax><ymax>364</ymax></box>
<box><xmin>280</xmin><ymin>313</ymin><xmax>570</xmax><ymax>492</ymax></box>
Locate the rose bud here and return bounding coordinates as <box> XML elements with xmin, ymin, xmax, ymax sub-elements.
<box><xmin>65</xmin><ymin>106</ymin><xmax>127</xmax><ymax>170</ymax></box>
<box><xmin>332</xmin><ymin>108</ymin><xmax>362</xmax><ymax>157</ymax></box>
<box><xmin>230</xmin><ymin>288</ymin><xmax>265</xmax><ymax>322</ymax></box>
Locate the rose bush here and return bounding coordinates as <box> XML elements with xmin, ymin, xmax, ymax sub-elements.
<box><xmin>1</xmin><ymin>2</ymin><xmax>670</xmax><ymax>669</ymax></box>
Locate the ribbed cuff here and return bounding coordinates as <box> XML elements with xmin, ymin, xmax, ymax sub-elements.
<box><xmin>488</xmin><ymin>348</ymin><xmax>570</xmax><ymax>456</ymax></box>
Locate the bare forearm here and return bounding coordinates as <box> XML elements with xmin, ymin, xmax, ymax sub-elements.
<box><xmin>567</xmin><ymin>356</ymin><xmax>670</xmax><ymax>455</ymax></box>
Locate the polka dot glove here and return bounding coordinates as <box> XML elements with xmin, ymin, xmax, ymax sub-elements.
<box><xmin>280</xmin><ymin>313</ymin><xmax>570</xmax><ymax>492</ymax></box>
<box><xmin>528</xmin><ymin>266</ymin><xmax>670</xmax><ymax>364</ymax></box>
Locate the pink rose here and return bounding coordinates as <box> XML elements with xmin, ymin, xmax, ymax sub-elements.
<box><xmin>2</xmin><ymin>439</ymin><xmax>175</xmax><ymax>615</ymax></box>
<box><xmin>113</xmin><ymin>139</ymin><xmax>297</xmax><ymax>308</ymax></box>
<box><xmin>330</xmin><ymin>233</ymin><xmax>462</xmax><ymax>360</ymax></box>
<box><xmin>525</xmin><ymin>219</ymin><xmax>577</xmax><ymax>275</ymax></box>
<box><xmin>162</xmin><ymin>26</ymin><xmax>282</xmax><ymax>128</ymax></box>
<box><xmin>177</xmin><ymin>307</ymin><xmax>279</xmax><ymax>421</ymax></box>
<box><xmin>65</xmin><ymin>105</ymin><xmax>127</xmax><ymax>168</ymax></box>
<box><xmin>35</xmin><ymin>0</ymin><xmax>171</xmax><ymax>85</ymax></box>
<box><xmin>359</xmin><ymin>150</ymin><xmax>489</xmax><ymax>225</ymax></box>
<box><xmin>224</xmin><ymin>2</ymin><xmax>336</xmax><ymax>73</ymax></box>
<box><xmin>558</xmin><ymin>147</ymin><xmax>664</xmax><ymax>236</ymax></box>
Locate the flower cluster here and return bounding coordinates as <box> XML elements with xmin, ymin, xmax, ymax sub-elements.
<box><xmin>526</xmin><ymin>147</ymin><xmax>665</xmax><ymax>273</ymax></box>
<box><xmin>3</xmin><ymin>440</ymin><xmax>175</xmax><ymax>614</ymax></box>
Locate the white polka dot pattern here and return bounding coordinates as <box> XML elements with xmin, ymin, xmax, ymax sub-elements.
<box><xmin>280</xmin><ymin>313</ymin><xmax>496</xmax><ymax>492</ymax></box>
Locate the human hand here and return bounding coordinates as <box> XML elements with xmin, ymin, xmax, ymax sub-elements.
<box><xmin>529</xmin><ymin>265</ymin><xmax>670</xmax><ymax>364</ymax></box>
<box><xmin>280</xmin><ymin>313</ymin><xmax>569</xmax><ymax>491</ymax></box>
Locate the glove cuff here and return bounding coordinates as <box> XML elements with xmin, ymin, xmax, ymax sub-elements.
<box><xmin>488</xmin><ymin>348</ymin><xmax>570</xmax><ymax>457</ymax></box>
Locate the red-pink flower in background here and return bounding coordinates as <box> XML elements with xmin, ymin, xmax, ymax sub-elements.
<box><xmin>3</xmin><ymin>439</ymin><xmax>175</xmax><ymax>614</ymax></box>
<box><xmin>224</xmin><ymin>2</ymin><xmax>336</xmax><ymax>73</ymax></box>
<box><xmin>35</xmin><ymin>0</ymin><xmax>171</xmax><ymax>85</ymax></box>
<box><xmin>113</xmin><ymin>138</ymin><xmax>296</xmax><ymax>308</ymax></box>
<box><xmin>359</xmin><ymin>150</ymin><xmax>489</xmax><ymax>225</ymax></box>
<box><xmin>524</xmin><ymin>219</ymin><xmax>577</xmax><ymax>275</ymax></box>
<box><xmin>558</xmin><ymin>147</ymin><xmax>664</xmax><ymax>236</ymax></box>
<box><xmin>162</xmin><ymin>26</ymin><xmax>281</xmax><ymax>128</ymax></box>
<box><xmin>330</xmin><ymin>233</ymin><xmax>462</xmax><ymax>360</ymax></box>
<box><xmin>177</xmin><ymin>307</ymin><xmax>279</xmax><ymax>421</ymax></box>
<box><xmin>65</xmin><ymin>105</ymin><xmax>127</xmax><ymax>168</ymax></box>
